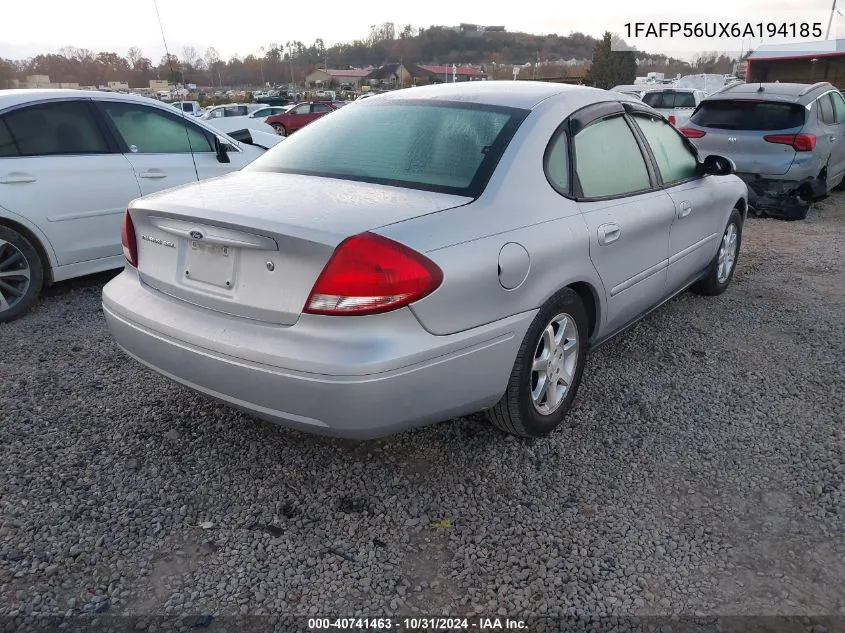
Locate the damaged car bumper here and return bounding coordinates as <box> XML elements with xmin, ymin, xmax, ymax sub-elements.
<box><xmin>737</xmin><ymin>173</ymin><xmax>817</xmax><ymax>220</ymax></box>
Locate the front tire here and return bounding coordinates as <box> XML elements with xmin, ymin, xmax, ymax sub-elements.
<box><xmin>272</xmin><ymin>123</ymin><xmax>287</xmax><ymax>136</ymax></box>
<box><xmin>0</xmin><ymin>226</ymin><xmax>43</xmax><ymax>323</ymax></box>
<box><xmin>692</xmin><ymin>209</ymin><xmax>742</xmax><ymax>297</ymax></box>
<box><xmin>487</xmin><ymin>288</ymin><xmax>589</xmax><ymax>438</ymax></box>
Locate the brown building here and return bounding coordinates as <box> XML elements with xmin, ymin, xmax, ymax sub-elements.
<box><xmin>746</xmin><ymin>40</ymin><xmax>845</xmax><ymax>88</ymax></box>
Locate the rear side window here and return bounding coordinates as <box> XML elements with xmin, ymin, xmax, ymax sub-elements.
<box><xmin>818</xmin><ymin>95</ymin><xmax>835</xmax><ymax>124</ymax></box>
<box><xmin>642</xmin><ymin>91</ymin><xmax>696</xmax><ymax>108</ymax></box>
<box><xmin>573</xmin><ymin>115</ymin><xmax>651</xmax><ymax>198</ymax></box>
<box><xmin>690</xmin><ymin>100</ymin><xmax>805</xmax><ymax>130</ymax></box>
<box><xmin>3</xmin><ymin>101</ymin><xmax>110</xmax><ymax>156</ymax></box>
<box><xmin>545</xmin><ymin>129</ymin><xmax>570</xmax><ymax>192</ymax></box>
<box><xmin>0</xmin><ymin>119</ymin><xmax>18</xmax><ymax>157</ymax></box>
<box><xmin>830</xmin><ymin>91</ymin><xmax>845</xmax><ymax>123</ymax></box>
<box><xmin>246</xmin><ymin>101</ymin><xmax>525</xmax><ymax>197</ymax></box>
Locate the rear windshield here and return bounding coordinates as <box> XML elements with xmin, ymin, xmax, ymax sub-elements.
<box><xmin>245</xmin><ymin>100</ymin><xmax>528</xmax><ymax>197</ymax></box>
<box><xmin>642</xmin><ymin>91</ymin><xmax>697</xmax><ymax>108</ymax></box>
<box><xmin>690</xmin><ymin>100</ymin><xmax>806</xmax><ymax>130</ymax></box>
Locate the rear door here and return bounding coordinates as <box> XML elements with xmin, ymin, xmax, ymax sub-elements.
<box><xmin>94</xmin><ymin>99</ymin><xmax>250</xmax><ymax>196</ymax></box>
<box><xmin>688</xmin><ymin>99</ymin><xmax>806</xmax><ymax>175</ymax></box>
<box><xmin>0</xmin><ymin>99</ymin><xmax>141</xmax><ymax>265</ymax></box>
<box><xmin>821</xmin><ymin>91</ymin><xmax>845</xmax><ymax>184</ymax></box>
<box><xmin>630</xmin><ymin>111</ymin><xmax>727</xmax><ymax>290</ymax></box>
<box><xmin>569</xmin><ymin>105</ymin><xmax>676</xmax><ymax>334</ymax></box>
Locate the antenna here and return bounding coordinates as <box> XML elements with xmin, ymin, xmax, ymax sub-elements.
<box><xmin>152</xmin><ymin>0</ymin><xmax>201</xmax><ymax>184</ymax></box>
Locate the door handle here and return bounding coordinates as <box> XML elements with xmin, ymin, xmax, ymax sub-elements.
<box><xmin>678</xmin><ymin>201</ymin><xmax>693</xmax><ymax>218</ymax></box>
<box><xmin>597</xmin><ymin>223</ymin><xmax>621</xmax><ymax>245</ymax></box>
<box><xmin>139</xmin><ymin>170</ymin><xmax>167</xmax><ymax>179</ymax></box>
<box><xmin>0</xmin><ymin>172</ymin><xmax>36</xmax><ymax>184</ymax></box>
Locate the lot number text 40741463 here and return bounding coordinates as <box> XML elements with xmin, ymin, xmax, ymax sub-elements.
<box><xmin>623</xmin><ymin>22</ymin><xmax>823</xmax><ymax>39</ymax></box>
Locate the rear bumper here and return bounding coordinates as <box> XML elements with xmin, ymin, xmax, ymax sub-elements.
<box><xmin>737</xmin><ymin>173</ymin><xmax>816</xmax><ymax>218</ymax></box>
<box><xmin>102</xmin><ymin>268</ymin><xmax>535</xmax><ymax>439</ymax></box>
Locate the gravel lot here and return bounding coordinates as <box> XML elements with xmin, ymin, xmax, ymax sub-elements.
<box><xmin>1</xmin><ymin>194</ymin><xmax>843</xmax><ymax>627</ymax></box>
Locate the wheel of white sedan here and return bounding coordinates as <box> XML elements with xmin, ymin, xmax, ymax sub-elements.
<box><xmin>487</xmin><ymin>287</ymin><xmax>589</xmax><ymax>438</ymax></box>
<box><xmin>0</xmin><ymin>226</ymin><xmax>43</xmax><ymax>323</ymax></box>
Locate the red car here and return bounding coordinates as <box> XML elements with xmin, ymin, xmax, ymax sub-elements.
<box><xmin>265</xmin><ymin>101</ymin><xmax>337</xmax><ymax>136</ymax></box>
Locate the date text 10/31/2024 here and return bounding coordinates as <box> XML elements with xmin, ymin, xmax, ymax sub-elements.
<box><xmin>623</xmin><ymin>22</ymin><xmax>823</xmax><ymax>39</ymax></box>
<box><xmin>308</xmin><ymin>618</ymin><xmax>527</xmax><ymax>630</ymax></box>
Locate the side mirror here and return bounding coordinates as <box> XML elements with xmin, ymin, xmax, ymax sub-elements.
<box><xmin>702</xmin><ymin>154</ymin><xmax>736</xmax><ymax>176</ymax></box>
<box><xmin>214</xmin><ymin>136</ymin><xmax>231</xmax><ymax>164</ymax></box>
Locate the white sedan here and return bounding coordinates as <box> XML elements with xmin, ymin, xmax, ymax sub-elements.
<box><xmin>0</xmin><ymin>89</ymin><xmax>274</xmax><ymax>322</ymax></box>
<box><xmin>200</xmin><ymin>103</ymin><xmax>280</xmax><ymax>138</ymax></box>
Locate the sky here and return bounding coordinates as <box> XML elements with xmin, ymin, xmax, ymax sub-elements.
<box><xmin>0</xmin><ymin>0</ymin><xmax>837</xmax><ymax>62</ymax></box>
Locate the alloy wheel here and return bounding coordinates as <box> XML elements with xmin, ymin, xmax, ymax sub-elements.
<box><xmin>531</xmin><ymin>312</ymin><xmax>579</xmax><ymax>415</ymax></box>
<box><xmin>0</xmin><ymin>238</ymin><xmax>31</xmax><ymax>313</ymax></box>
<box><xmin>717</xmin><ymin>223</ymin><xmax>738</xmax><ymax>284</ymax></box>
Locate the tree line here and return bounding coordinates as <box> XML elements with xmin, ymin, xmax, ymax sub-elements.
<box><xmin>0</xmin><ymin>23</ymin><xmax>739</xmax><ymax>89</ymax></box>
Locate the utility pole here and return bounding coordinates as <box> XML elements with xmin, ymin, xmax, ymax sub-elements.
<box><xmin>288</xmin><ymin>43</ymin><xmax>295</xmax><ymax>87</ymax></box>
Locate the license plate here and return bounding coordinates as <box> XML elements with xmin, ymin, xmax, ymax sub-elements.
<box><xmin>185</xmin><ymin>240</ymin><xmax>235</xmax><ymax>289</ymax></box>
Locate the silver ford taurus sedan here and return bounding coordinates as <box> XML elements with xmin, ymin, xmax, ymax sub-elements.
<box><xmin>102</xmin><ymin>81</ymin><xmax>748</xmax><ymax>439</ymax></box>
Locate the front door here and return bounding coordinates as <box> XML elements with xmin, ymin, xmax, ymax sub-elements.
<box><xmin>94</xmin><ymin>100</ymin><xmax>249</xmax><ymax>196</ymax></box>
<box><xmin>629</xmin><ymin>112</ymin><xmax>728</xmax><ymax>290</ymax></box>
<box><xmin>569</xmin><ymin>109</ymin><xmax>675</xmax><ymax>334</ymax></box>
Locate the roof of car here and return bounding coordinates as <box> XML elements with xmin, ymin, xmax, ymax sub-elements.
<box><xmin>365</xmin><ymin>80</ymin><xmax>632</xmax><ymax>109</ymax></box>
<box><xmin>0</xmin><ymin>89</ymin><xmax>170</xmax><ymax>110</ymax></box>
<box><xmin>704</xmin><ymin>81</ymin><xmax>835</xmax><ymax>105</ymax></box>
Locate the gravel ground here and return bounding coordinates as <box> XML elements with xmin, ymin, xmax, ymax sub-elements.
<box><xmin>0</xmin><ymin>194</ymin><xmax>843</xmax><ymax>627</ymax></box>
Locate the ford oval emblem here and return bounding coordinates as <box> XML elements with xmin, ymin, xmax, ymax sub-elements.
<box><xmin>189</xmin><ymin>230</ymin><xmax>203</xmax><ymax>240</ymax></box>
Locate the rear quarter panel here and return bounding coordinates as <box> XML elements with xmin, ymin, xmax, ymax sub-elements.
<box><xmin>375</xmin><ymin>97</ymin><xmax>608</xmax><ymax>337</ymax></box>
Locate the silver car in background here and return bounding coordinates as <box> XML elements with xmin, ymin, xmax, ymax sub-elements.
<box><xmin>680</xmin><ymin>81</ymin><xmax>845</xmax><ymax>220</ymax></box>
<box><xmin>102</xmin><ymin>82</ymin><xmax>747</xmax><ymax>439</ymax></box>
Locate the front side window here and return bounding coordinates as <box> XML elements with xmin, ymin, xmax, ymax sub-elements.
<box><xmin>292</xmin><ymin>104</ymin><xmax>310</xmax><ymax>115</ymax></box>
<box><xmin>207</xmin><ymin>108</ymin><xmax>224</xmax><ymax>119</ymax></box>
<box><xmin>830</xmin><ymin>91</ymin><xmax>845</xmax><ymax>123</ymax></box>
<box><xmin>573</xmin><ymin>115</ymin><xmax>651</xmax><ymax>198</ymax></box>
<box><xmin>632</xmin><ymin>115</ymin><xmax>699</xmax><ymax>184</ymax></box>
<box><xmin>3</xmin><ymin>101</ymin><xmax>109</xmax><ymax>157</ymax></box>
<box><xmin>99</xmin><ymin>102</ymin><xmax>213</xmax><ymax>153</ymax></box>
<box><xmin>246</xmin><ymin>101</ymin><xmax>526</xmax><ymax>196</ymax></box>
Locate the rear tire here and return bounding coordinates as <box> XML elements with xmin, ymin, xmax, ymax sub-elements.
<box><xmin>0</xmin><ymin>226</ymin><xmax>44</xmax><ymax>323</ymax></box>
<box><xmin>487</xmin><ymin>288</ymin><xmax>589</xmax><ymax>438</ymax></box>
<box><xmin>692</xmin><ymin>209</ymin><xmax>742</xmax><ymax>297</ymax></box>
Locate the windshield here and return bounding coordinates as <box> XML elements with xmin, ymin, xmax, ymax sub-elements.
<box><xmin>246</xmin><ymin>100</ymin><xmax>528</xmax><ymax>196</ymax></box>
<box><xmin>690</xmin><ymin>100</ymin><xmax>806</xmax><ymax>130</ymax></box>
<box><xmin>642</xmin><ymin>91</ymin><xmax>697</xmax><ymax>108</ymax></box>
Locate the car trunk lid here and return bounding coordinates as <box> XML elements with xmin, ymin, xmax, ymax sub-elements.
<box><xmin>128</xmin><ymin>171</ymin><xmax>472</xmax><ymax>325</ymax></box>
<box><xmin>687</xmin><ymin>99</ymin><xmax>807</xmax><ymax>176</ymax></box>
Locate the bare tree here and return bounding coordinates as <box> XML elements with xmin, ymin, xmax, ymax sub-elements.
<box><xmin>127</xmin><ymin>46</ymin><xmax>144</xmax><ymax>69</ymax></box>
<box><xmin>182</xmin><ymin>46</ymin><xmax>200</xmax><ymax>69</ymax></box>
<box><xmin>204</xmin><ymin>46</ymin><xmax>220</xmax><ymax>85</ymax></box>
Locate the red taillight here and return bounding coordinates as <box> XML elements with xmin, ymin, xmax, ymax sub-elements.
<box><xmin>763</xmin><ymin>133</ymin><xmax>816</xmax><ymax>152</ymax></box>
<box><xmin>668</xmin><ymin>115</ymin><xmax>677</xmax><ymax>126</ymax></box>
<box><xmin>121</xmin><ymin>210</ymin><xmax>138</xmax><ymax>267</ymax></box>
<box><xmin>680</xmin><ymin>127</ymin><xmax>706</xmax><ymax>138</ymax></box>
<box><xmin>304</xmin><ymin>232</ymin><xmax>443</xmax><ymax>316</ymax></box>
